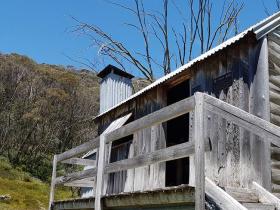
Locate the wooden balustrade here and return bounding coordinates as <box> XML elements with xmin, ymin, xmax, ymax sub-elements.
<box><xmin>48</xmin><ymin>92</ymin><xmax>280</xmax><ymax>210</ymax></box>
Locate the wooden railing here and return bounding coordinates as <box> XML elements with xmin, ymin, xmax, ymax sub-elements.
<box><xmin>49</xmin><ymin>92</ymin><xmax>280</xmax><ymax>210</ymax></box>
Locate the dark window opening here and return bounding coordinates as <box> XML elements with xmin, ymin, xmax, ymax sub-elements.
<box><xmin>109</xmin><ymin>136</ymin><xmax>133</xmax><ymax>163</ymax></box>
<box><xmin>166</xmin><ymin>80</ymin><xmax>190</xmax><ymax>187</ymax></box>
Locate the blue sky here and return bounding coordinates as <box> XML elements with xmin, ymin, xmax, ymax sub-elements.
<box><xmin>0</xmin><ymin>0</ymin><xmax>278</xmax><ymax>77</ymax></box>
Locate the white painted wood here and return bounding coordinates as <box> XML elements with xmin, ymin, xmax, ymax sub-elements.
<box><xmin>253</xmin><ymin>181</ymin><xmax>280</xmax><ymax>209</ymax></box>
<box><xmin>205</xmin><ymin>177</ymin><xmax>247</xmax><ymax>210</ymax></box>
<box><xmin>194</xmin><ymin>92</ymin><xmax>205</xmax><ymax>210</ymax></box>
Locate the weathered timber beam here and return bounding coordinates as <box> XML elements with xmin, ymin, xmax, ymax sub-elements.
<box><xmin>194</xmin><ymin>92</ymin><xmax>205</xmax><ymax>210</ymax></box>
<box><xmin>272</xmin><ymin>161</ymin><xmax>280</xmax><ymax>169</ymax></box>
<box><xmin>271</xmin><ymin>113</ymin><xmax>280</xmax><ymax>127</ymax></box>
<box><xmin>64</xmin><ymin>177</ymin><xmax>95</xmax><ymax>187</ymax></box>
<box><xmin>272</xmin><ymin>146</ymin><xmax>280</xmax><ymax>162</ymax></box>
<box><xmin>225</xmin><ymin>187</ymin><xmax>259</xmax><ymax>203</ymax></box>
<box><xmin>61</xmin><ymin>158</ymin><xmax>96</xmax><ymax>166</ymax></box>
<box><xmin>205</xmin><ymin>177</ymin><xmax>247</xmax><ymax>210</ymax></box>
<box><xmin>270</xmin><ymin>90</ymin><xmax>280</xmax><ymax>105</ymax></box>
<box><xmin>95</xmin><ymin>134</ymin><xmax>106</xmax><ymax>210</ymax></box>
<box><xmin>253</xmin><ymin>181</ymin><xmax>280</xmax><ymax>209</ymax></box>
<box><xmin>271</xmin><ymin>102</ymin><xmax>280</xmax><ymax>116</ymax></box>
<box><xmin>104</xmin><ymin>139</ymin><xmax>211</xmax><ymax>174</ymax></box>
<box><xmin>64</xmin><ymin>180</ymin><xmax>95</xmax><ymax>188</ymax></box>
<box><xmin>273</xmin><ymin>184</ymin><xmax>280</xmax><ymax>193</ymax></box>
<box><xmin>56</xmin><ymin>137</ymin><xmax>100</xmax><ymax>162</ymax></box>
<box><xmin>272</xmin><ymin>168</ymin><xmax>280</xmax><ymax>184</ymax></box>
<box><xmin>269</xmin><ymin>38</ymin><xmax>280</xmax><ymax>55</ymax></box>
<box><xmin>203</xmin><ymin>94</ymin><xmax>280</xmax><ymax>147</ymax></box>
<box><xmin>55</xmin><ymin>168</ymin><xmax>97</xmax><ymax>185</ymax></box>
<box><xmin>49</xmin><ymin>155</ymin><xmax>57</xmax><ymax>210</ymax></box>
<box><xmin>270</xmin><ymin>76</ymin><xmax>280</xmax><ymax>89</ymax></box>
<box><xmin>106</xmin><ymin>96</ymin><xmax>195</xmax><ymax>143</ymax></box>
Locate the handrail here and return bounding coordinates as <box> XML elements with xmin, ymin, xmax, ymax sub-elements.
<box><xmin>49</xmin><ymin>92</ymin><xmax>280</xmax><ymax>210</ymax></box>
<box><xmin>55</xmin><ymin>168</ymin><xmax>97</xmax><ymax>185</ymax></box>
<box><xmin>205</xmin><ymin>177</ymin><xmax>247</xmax><ymax>210</ymax></box>
<box><xmin>104</xmin><ymin>140</ymin><xmax>211</xmax><ymax>174</ymax></box>
<box><xmin>56</xmin><ymin>136</ymin><xmax>100</xmax><ymax>162</ymax></box>
<box><xmin>48</xmin><ymin>94</ymin><xmax>197</xmax><ymax>210</ymax></box>
<box><xmin>106</xmin><ymin>95</ymin><xmax>195</xmax><ymax>143</ymax></box>
<box><xmin>253</xmin><ymin>181</ymin><xmax>280</xmax><ymax>209</ymax></box>
<box><xmin>203</xmin><ymin>94</ymin><xmax>280</xmax><ymax>147</ymax></box>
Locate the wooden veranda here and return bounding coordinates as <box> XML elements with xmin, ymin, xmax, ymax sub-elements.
<box><xmin>49</xmin><ymin>92</ymin><xmax>280</xmax><ymax>210</ymax></box>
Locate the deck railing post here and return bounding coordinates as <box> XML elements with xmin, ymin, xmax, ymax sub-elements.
<box><xmin>49</xmin><ymin>154</ymin><xmax>57</xmax><ymax>210</ymax></box>
<box><xmin>95</xmin><ymin>134</ymin><xmax>107</xmax><ymax>210</ymax></box>
<box><xmin>194</xmin><ymin>92</ymin><xmax>205</xmax><ymax>210</ymax></box>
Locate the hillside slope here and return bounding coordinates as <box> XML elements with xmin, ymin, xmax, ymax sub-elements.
<box><xmin>0</xmin><ymin>53</ymin><xmax>149</xmax><ymax>210</ymax></box>
<box><xmin>0</xmin><ymin>156</ymin><xmax>73</xmax><ymax>210</ymax></box>
<box><xmin>0</xmin><ymin>53</ymin><xmax>100</xmax><ymax>181</ymax></box>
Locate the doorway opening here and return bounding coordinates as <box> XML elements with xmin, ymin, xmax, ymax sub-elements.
<box><xmin>166</xmin><ymin>80</ymin><xmax>190</xmax><ymax>186</ymax></box>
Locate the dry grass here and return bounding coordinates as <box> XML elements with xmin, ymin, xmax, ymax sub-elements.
<box><xmin>0</xmin><ymin>157</ymin><xmax>73</xmax><ymax>210</ymax></box>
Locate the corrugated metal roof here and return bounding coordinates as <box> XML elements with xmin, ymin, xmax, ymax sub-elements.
<box><xmin>97</xmin><ymin>11</ymin><xmax>280</xmax><ymax>118</ymax></box>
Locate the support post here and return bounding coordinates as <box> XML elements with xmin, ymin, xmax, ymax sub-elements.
<box><xmin>95</xmin><ymin>134</ymin><xmax>106</xmax><ymax>210</ymax></box>
<box><xmin>49</xmin><ymin>155</ymin><xmax>57</xmax><ymax>210</ymax></box>
<box><xmin>249</xmin><ymin>37</ymin><xmax>271</xmax><ymax>190</ymax></box>
<box><xmin>194</xmin><ymin>93</ymin><xmax>205</xmax><ymax>210</ymax></box>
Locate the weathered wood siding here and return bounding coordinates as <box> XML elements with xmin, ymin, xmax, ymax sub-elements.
<box><xmin>190</xmin><ymin>44</ymin><xmax>248</xmax><ymax>188</ymax></box>
<box><xmin>99</xmin><ymin>34</ymin><xmax>272</xmax><ymax>192</ymax></box>
<box><xmin>268</xmin><ymin>27</ymin><xmax>280</xmax><ymax>192</ymax></box>
<box><xmin>190</xmin><ymin>37</ymin><xmax>270</xmax><ymax>189</ymax></box>
<box><xmin>99</xmin><ymin>86</ymin><xmax>166</xmax><ymax>194</ymax></box>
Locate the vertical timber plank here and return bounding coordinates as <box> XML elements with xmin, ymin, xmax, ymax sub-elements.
<box><xmin>49</xmin><ymin>155</ymin><xmax>57</xmax><ymax>210</ymax></box>
<box><xmin>95</xmin><ymin>134</ymin><xmax>106</xmax><ymax>210</ymax></box>
<box><xmin>226</xmin><ymin>48</ymin><xmax>241</xmax><ymax>187</ymax></box>
<box><xmin>239</xmin><ymin>45</ymin><xmax>251</xmax><ymax>188</ymax></box>
<box><xmin>250</xmin><ymin>37</ymin><xmax>271</xmax><ymax>190</ymax></box>
<box><xmin>194</xmin><ymin>92</ymin><xmax>205</xmax><ymax>210</ymax></box>
<box><xmin>149</xmin><ymin>86</ymin><xmax>166</xmax><ymax>189</ymax></box>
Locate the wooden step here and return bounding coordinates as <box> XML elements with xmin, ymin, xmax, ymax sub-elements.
<box><xmin>243</xmin><ymin>203</ymin><xmax>275</xmax><ymax>210</ymax></box>
<box><xmin>225</xmin><ymin>187</ymin><xmax>259</xmax><ymax>203</ymax></box>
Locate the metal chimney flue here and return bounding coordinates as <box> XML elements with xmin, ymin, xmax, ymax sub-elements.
<box><xmin>97</xmin><ymin>65</ymin><xmax>134</xmax><ymax>114</ymax></box>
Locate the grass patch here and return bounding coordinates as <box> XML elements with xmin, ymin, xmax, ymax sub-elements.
<box><xmin>0</xmin><ymin>157</ymin><xmax>74</xmax><ymax>210</ymax></box>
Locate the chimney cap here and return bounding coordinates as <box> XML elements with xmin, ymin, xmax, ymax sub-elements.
<box><xmin>97</xmin><ymin>64</ymin><xmax>134</xmax><ymax>79</ymax></box>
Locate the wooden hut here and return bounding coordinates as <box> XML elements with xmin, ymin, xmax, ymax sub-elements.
<box><xmin>50</xmin><ymin>12</ymin><xmax>280</xmax><ymax>210</ymax></box>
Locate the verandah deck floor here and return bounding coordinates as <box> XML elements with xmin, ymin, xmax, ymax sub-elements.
<box><xmin>52</xmin><ymin>185</ymin><xmax>195</xmax><ymax>210</ymax></box>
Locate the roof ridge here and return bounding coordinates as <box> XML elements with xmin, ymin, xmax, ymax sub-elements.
<box><xmin>96</xmin><ymin>11</ymin><xmax>280</xmax><ymax>118</ymax></box>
